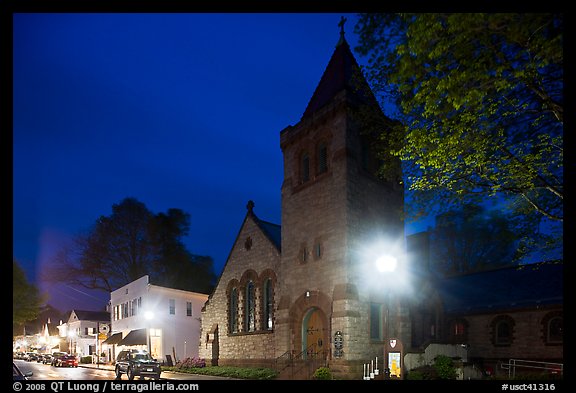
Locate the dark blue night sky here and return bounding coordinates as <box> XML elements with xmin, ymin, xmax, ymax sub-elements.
<box><xmin>14</xmin><ymin>12</ymin><xmax>434</xmax><ymax>312</ymax></box>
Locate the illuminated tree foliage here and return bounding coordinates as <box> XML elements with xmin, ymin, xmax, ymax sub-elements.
<box><xmin>47</xmin><ymin>197</ymin><xmax>216</xmax><ymax>294</ymax></box>
<box><xmin>354</xmin><ymin>13</ymin><xmax>563</xmax><ymax>223</ymax></box>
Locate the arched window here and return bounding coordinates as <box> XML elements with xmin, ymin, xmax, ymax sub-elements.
<box><xmin>262</xmin><ymin>278</ymin><xmax>274</xmax><ymax>330</ymax></box>
<box><xmin>491</xmin><ymin>315</ymin><xmax>515</xmax><ymax>346</ymax></box>
<box><xmin>547</xmin><ymin>317</ymin><xmax>563</xmax><ymax>343</ymax></box>
<box><xmin>229</xmin><ymin>287</ymin><xmax>239</xmax><ymax>333</ymax></box>
<box><xmin>245</xmin><ymin>281</ymin><xmax>256</xmax><ymax>332</ymax></box>
<box><xmin>317</xmin><ymin>142</ymin><xmax>328</xmax><ymax>175</ymax></box>
<box><xmin>301</xmin><ymin>152</ymin><xmax>310</xmax><ymax>183</ymax></box>
<box><xmin>542</xmin><ymin>312</ymin><xmax>563</xmax><ymax>344</ymax></box>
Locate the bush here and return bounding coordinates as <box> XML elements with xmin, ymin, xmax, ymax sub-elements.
<box><xmin>312</xmin><ymin>367</ymin><xmax>332</xmax><ymax>380</ymax></box>
<box><xmin>406</xmin><ymin>365</ymin><xmax>437</xmax><ymax>380</ymax></box>
<box><xmin>175</xmin><ymin>357</ymin><xmax>206</xmax><ymax>368</ymax></box>
<box><xmin>80</xmin><ymin>356</ymin><xmax>93</xmax><ymax>364</ymax></box>
<box><xmin>433</xmin><ymin>355</ymin><xmax>457</xmax><ymax>379</ymax></box>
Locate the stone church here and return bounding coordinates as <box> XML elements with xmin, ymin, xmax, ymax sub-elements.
<box><xmin>198</xmin><ymin>24</ymin><xmax>406</xmax><ymax>379</ymax></box>
<box><xmin>198</xmin><ymin>24</ymin><xmax>563</xmax><ymax>380</ymax></box>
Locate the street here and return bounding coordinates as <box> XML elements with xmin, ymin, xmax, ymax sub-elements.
<box><xmin>15</xmin><ymin>360</ymin><xmax>115</xmax><ymax>381</ymax></box>
<box><xmin>14</xmin><ymin>359</ymin><xmax>240</xmax><ymax>381</ymax></box>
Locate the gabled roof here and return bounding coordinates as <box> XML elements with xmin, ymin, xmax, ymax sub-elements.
<box><xmin>254</xmin><ymin>216</ymin><xmax>281</xmax><ymax>251</ymax></box>
<box><xmin>436</xmin><ymin>261</ymin><xmax>563</xmax><ymax>315</ymax></box>
<box><xmin>302</xmin><ymin>35</ymin><xmax>376</xmax><ymax>119</ymax></box>
<box><xmin>70</xmin><ymin>310</ymin><xmax>110</xmax><ymax>322</ymax></box>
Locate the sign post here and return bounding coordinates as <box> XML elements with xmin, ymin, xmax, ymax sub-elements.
<box><xmin>98</xmin><ymin>324</ymin><xmax>109</xmax><ymax>368</ymax></box>
<box><xmin>384</xmin><ymin>338</ymin><xmax>404</xmax><ymax>379</ymax></box>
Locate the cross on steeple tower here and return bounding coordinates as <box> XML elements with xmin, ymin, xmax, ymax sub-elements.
<box><xmin>338</xmin><ymin>16</ymin><xmax>347</xmax><ymax>45</ymax></box>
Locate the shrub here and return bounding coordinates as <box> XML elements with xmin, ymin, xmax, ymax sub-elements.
<box><xmin>80</xmin><ymin>356</ymin><xmax>93</xmax><ymax>364</ymax></box>
<box><xmin>406</xmin><ymin>365</ymin><xmax>437</xmax><ymax>380</ymax></box>
<box><xmin>433</xmin><ymin>355</ymin><xmax>457</xmax><ymax>379</ymax></box>
<box><xmin>312</xmin><ymin>366</ymin><xmax>332</xmax><ymax>380</ymax></box>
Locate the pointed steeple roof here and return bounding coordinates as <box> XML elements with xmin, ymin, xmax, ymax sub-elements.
<box><xmin>302</xmin><ymin>20</ymin><xmax>376</xmax><ymax>119</ymax></box>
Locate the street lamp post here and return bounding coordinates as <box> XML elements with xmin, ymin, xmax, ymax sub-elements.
<box><xmin>375</xmin><ymin>253</ymin><xmax>397</xmax><ymax>380</ymax></box>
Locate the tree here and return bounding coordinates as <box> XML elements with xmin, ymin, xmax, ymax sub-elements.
<box><xmin>354</xmin><ymin>13</ymin><xmax>563</xmax><ymax>223</ymax></box>
<box><xmin>429</xmin><ymin>203</ymin><xmax>520</xmax><ymax>276</ymax></box>
<box><xmin>46</xmin><ymin>197</ymin><xmax>216</xmax><ymax>294</ymax></box>
<box><xmin>13</xmin><ymin>259</ymin><xmax>43</xmax><ymax>330</ymax></box>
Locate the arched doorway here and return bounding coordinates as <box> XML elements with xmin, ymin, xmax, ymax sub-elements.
<box><xmin>301</xmin><ymin>307</ymin><xmax>327</xmax><ymax>359</ymax></box>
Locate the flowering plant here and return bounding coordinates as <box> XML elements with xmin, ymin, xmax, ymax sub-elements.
<box><xmin>175</xmin><ymin>357</ymin><xmax>206</xmax><ymax>368</ymax></box>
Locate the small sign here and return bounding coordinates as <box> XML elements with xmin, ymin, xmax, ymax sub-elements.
<box><xmin>334</xmin><ymin>331</ymin><xmax>343</xmax><ymax>358</ymax></box>
<box><xmin>389</xmin><ymin>339</ymin><xmax>397</xmax><ymax>348</ymax></box>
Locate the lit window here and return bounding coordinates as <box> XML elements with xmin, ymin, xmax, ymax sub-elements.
<box><xmin>245</xmin><ymin>281</ymin><xmax>256</xmax><ymax>332</ymax></box>
<box><xmin>454</xmin><ymin>322</ymin><xmax>465</xmax><ymax>336</ymax></box>
<box><xmin>262</xmin><ymin>279</ymin><xmax>274</xmax><ymax>330</ymax></box>
<box><xmin>229</xmin><ymin>288</ymin><xmax>239</xmax><ymax>333</ymax></box>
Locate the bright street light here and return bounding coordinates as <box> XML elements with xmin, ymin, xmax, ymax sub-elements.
<box><xmin>375</xmin><ymin>255</ymin><xmax>398</xmax><ymax>273</ymax></box>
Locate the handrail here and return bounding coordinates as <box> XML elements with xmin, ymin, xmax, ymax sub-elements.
<box><xmin>274</xmin><ymin>344</ymin><xmax>330</xmax><ymax>379</ymax></box>
<box><xmin>501</xmin><ymin>359</ymin><xmax>563</xmax><ymax>379</ymax></box>
<box><xmin>274</xmin><ymin>349</ymin><xmax>293</xmax><ymax>373</ymax></box>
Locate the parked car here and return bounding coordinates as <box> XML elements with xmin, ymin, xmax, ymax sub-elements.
<box><xmin>41</xmin><ymin>354</ymin><xmax>53</xmax><ymax>364</ymax></box>
<box><xmin>51</xmin><ymin>352</ymin><xmax>67</xmax><ymax>366</ymax></box>
<box><xmin>13</xmin><ymin>362</ymin><xmax>33</xmax><ymax>380</ymax></box>
<box><xmin>115</xmin><ymin>349</ymin><xmax>161</xmax><ymax>380</ymax></box>
<box><xmin>56</xmin><ymin>355</ymin><xmax>78</xmax><ymax>368</ymax></box>
<box><xmin>25</xmin><ymin>352</ymin><xmax>39</xmax><ymax>362</ymax></box>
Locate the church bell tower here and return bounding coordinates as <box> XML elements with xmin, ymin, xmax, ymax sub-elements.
<box><xmin>276</xmin><ymin>18</ymin><xmax>405</xmax><ymax>377</ymax></box>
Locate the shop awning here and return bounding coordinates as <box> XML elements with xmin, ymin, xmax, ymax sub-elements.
<box><xmin>118</xmin><ymin>329</ymin><xmax>147</xmax><ymax>346</ymax></box>
<box><xmin>102</xmin><ymin>332</ymin><xmax>123</xmax><ymax>345</ymax></box>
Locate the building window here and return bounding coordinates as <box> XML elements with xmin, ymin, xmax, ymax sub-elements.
<box><xmin>244</xmin><ymin>236</ymin><xmax>252</xmax><ymax>250</ymax></box>
<box><xmin>299</xmin><ymin>243</ymin><xmax>308</xmax><ymax>264</ymax></box>
<box><xmin>448</xmin><ymin>319</ymin><xmax>468</xmax><ymax>343</ymax></box>
<box><xmin>547</xmin><ymin>317</ymin><xmax>563</xmax><ymax>343</ymax></box>
<box><xmin>454</xmin><ymin>322</ymin><xmax>465</xmax><ymax>336</ymax></box>
<box><xmin>186</xmin><ymin>302</ymin><xmax>193</xmax><ymax>317</ymax></box>
<box><xmin>301</xmin><ymin>152</ymin><xmax>310</xmax><ymax>183</ymax></box>
<box><xmin>245</xmin><ymin>281</ymin><xmax>256</xmax><ymax>332</ymax></box>
<box><xmin>229</xmin><ymin>288</ymin><xmax>239</xmax><ymax>333</ymax></box>
<box><xmin>314</xmin><ymin>242</ymin><xmax>322</xmax><ymax>260</ymax></box>
<box><xmin>317</xmin><ymin>142</ymin><xmax>328</xmax><ymax>174</ymax></box>
<box><xmin>491</xmin><ymin>315</ymin><xmax>515</xmax><ymax>346</ymax></box>
<box><xmin>262</xmin><ymin>279</ymin><xmax>274</xmax><ymax>330</ymax></box>
<box><xmin>169</xmin><ymin>299</ymin><xmax>176</xmax><ymax>315</ymax></box>
<box><xmin>370</xmin><ymin>303</ymin><xmax>383</xmax><ymax>341</ymax></box>
<box><xmin>542</xmin><ymin>312</ymin><xmax>563</xmax><ymax>344</ymax></box>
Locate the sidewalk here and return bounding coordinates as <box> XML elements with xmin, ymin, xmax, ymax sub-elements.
<box><xmin>79</xmin><ymin>362</ymin><xmax>114</xmax><ymax>371</ymax></box>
